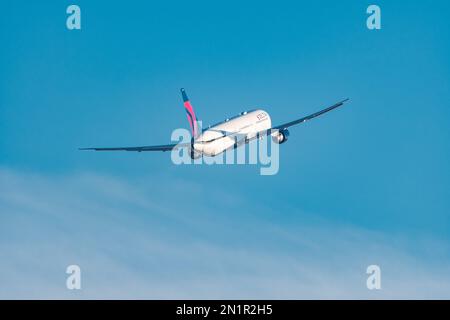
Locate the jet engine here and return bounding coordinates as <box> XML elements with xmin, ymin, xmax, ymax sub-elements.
<box><xmin>272</xmin><ymin>129</ymin><xmax>290</xmax><ymax>144</ymax></box>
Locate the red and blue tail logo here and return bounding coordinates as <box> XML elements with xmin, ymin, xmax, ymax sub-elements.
<box><xmin>181</xmin><ymin>88</ymin><xmax>199</xmax><ymax>138</ymax></box>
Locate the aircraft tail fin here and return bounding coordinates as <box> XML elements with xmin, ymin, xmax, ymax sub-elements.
<box><xmin>181</xmin><ymin>88</ymin><xmax>200</xmax><ymax>138</ymax></box>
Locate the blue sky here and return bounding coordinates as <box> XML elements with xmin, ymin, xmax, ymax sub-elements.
<box><xmin>1</xmin><ymin>1</ymin><xmax>450</xmax><ymax>298</ymax></box>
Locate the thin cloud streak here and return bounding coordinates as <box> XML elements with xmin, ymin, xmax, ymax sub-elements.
<box><xmin>1</xmin><ymin>167</ymin><xmax>450</xmax><ymax>299</ymax></box>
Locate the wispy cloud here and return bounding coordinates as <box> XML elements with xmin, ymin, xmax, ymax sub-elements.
<box><xmin>1</xmin><ymin>167</ymin><xmax>449</xmax><ymax>299</ymax></box>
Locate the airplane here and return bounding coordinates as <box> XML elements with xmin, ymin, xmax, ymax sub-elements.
<box><xmin>80</xmin><ymin>88</ymin><xmax>348</xmax><ymax>159</ymax></box>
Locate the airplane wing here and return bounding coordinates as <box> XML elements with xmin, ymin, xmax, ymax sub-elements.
<box><xmin>79</xmin><ymin>142</ymin><xmax>191</xmax><ymax>152</ymax></box>
<box><xmin>271</xmin><ymin>98</ymin><xmax>348</xmax><ymax>131</ymax></box>
<box><xmin>199</xmin><ymin>98</ymin><xmax>349</xmax><ymax>143</ymax></box>
<box><xmin>80</xmin><ymin>99</ymin><xmax>348</xmax><ymax>151</ymax></box>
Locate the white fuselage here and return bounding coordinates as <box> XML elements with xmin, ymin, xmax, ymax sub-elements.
<box><xmin>193</xmin><ymin>109</ymin><xmax>272</xmax><ymax>156</ymax></box>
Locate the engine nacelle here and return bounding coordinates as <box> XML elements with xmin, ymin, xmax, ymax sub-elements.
<box><xmin>272</xmin><ymin>129</ymin><xmax>290</xmax><ymax>144</ymax></box>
